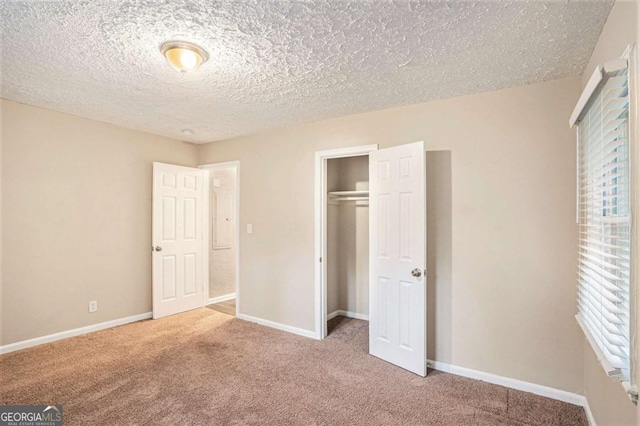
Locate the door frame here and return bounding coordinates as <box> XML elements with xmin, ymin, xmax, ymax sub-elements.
<box><xmin>314</xmin><ymin>145</ymin><xmax>378</xmax><ymax>339</ymax></box>
<box><xmin>199</xmin><ymin>160</ymin><xmax>241</xmax><ymax>317</ymax></box>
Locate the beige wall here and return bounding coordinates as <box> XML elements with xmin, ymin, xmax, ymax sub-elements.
<box><xmin>579</xmin><ymin>1</ymin><xmax>640</xmax><ymax>425</ymax></box>
<box><xmin>1</xmin><ymin>99</ymin><xmax>197</xmax><ymax>345</ymax></box>
<box><xmin>208</xmin><ymin>167</ymin><xmax>237</xmax><ymax>299</ymax></box>
<box><xmin>336</xmin><ymin>205</ymin><xmax>368</xmax><ymax>315</ymax></box>
<box><xmin>197</xmin><ymin>76</ymin><xmax>583</xmax><ymax>393</ymax></box>
<box><xmin>426</xmin><ymin>151</ymin><xmax>452</xmax><ymax>362</ymax></box>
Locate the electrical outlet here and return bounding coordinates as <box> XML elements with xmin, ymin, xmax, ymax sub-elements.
<box><xmin>88</xmin><ymin>300</ymin><xmax>98</xmax><ymax>313</ymax></box>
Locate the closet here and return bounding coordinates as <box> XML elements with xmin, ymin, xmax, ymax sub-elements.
<box><xmin>326</xmin><ymin>155</ymin><xmax>370</xmax><ymax>333</ymax></box>
<box><xmin>317</xmin><ymin>141</ymin><xmax>427</xmax><ymax>375</ymax></box>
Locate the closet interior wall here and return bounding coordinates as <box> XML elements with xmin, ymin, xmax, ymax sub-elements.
<box><xmin>326</xmin><ymin>155</ymin><xmax>369</xmax><ymax>323</ymax></box>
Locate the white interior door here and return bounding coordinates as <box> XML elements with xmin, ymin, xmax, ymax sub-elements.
<box><xmin>152</xmin><ymin>162</ymin><xmax>208</xmax><ymax>319</ymax></box>
<box><xmin>213</xmin><ymin>191</ymin><xmax>234</xmax><ymax>249</ymax></box>
<box><xmin>369</xmin><ymin>141</ymin><xmax>427</xmax><ymax>376</ymax></box>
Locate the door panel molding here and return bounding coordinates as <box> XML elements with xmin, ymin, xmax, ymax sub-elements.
<box><xmin>369</xmin><ymin>141</ymin><xmax>427</xmax><ymax>376</ymax></box>
<box><xmin>152</xmin><ymin>162</ymin><xmax>208</xmax><ymax>319</ymax></box>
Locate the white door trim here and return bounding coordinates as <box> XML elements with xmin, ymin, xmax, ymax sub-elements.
<box><xmin>314</xmin><ymin>145</ymin><xmax>378</xmax><ymax>339</ymax></box>
<box><xmin>199</xmin><ymin>161</ymin><xmax>241</xmax><ymax>317</ymax></box>
<box><xmin>208</xmin><ymin>292</ymin><xmax>236</xmax><ymax>305</ymax></box>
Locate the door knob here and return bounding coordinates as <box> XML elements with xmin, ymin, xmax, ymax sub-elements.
<box><xmin>411</xmin><ymin>268</ymin><xmax>422</xmax><ymax>278</ymax></box>
<box><xmin>154</xmin><ymin>246</ymin><xmax>163</xmax><ymax>252</ymax></box>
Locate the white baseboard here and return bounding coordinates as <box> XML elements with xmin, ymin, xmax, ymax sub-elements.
<box><xmin>0</xmin><ymin>312</ymin><xmax>153</xmax><ymax>355</ymax></box>
<box><xmin>582</xmin><ymin>397</ymin><xmax>596</xmax><ymax>426</ymax></box>
<box><xmin>427</xmin><ymin>359</ymin><xmax>585</xmax><ymax>407</ymax></box>
<box><xmin>237</xmin><ymin>313</ymin><xmax>317</xmax><ymax>339</ymax></box>
<box><xmin>327</xmin><ymin>310</ymin><xmax>369</xmax><ymax>321</ymax></box>
<box><xmin>208</xmin><ymin>293</ymin><xmax>236</xmax><ymax>305</ymax></box>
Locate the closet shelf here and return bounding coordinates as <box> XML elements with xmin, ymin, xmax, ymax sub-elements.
<box><xmin>328</xmin><ymin>190</ymin><xmax>369</xmax><ymax>203</ymax></box>
<box><xmin>328</xmin><ymin>190</ymin><xmax>369</xmax><ymax>197</ymax></box>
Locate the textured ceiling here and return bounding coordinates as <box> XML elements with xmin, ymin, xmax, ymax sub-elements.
<box><xmin>0</xmin><ymin>0</ymin><xmax>613</xmax><ymax>144</ymax></box>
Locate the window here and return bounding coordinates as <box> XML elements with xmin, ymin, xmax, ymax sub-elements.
<box><xmin>571</xmin><ymin>46</ymin><xmax>637</xmax><ymax>403</ymax></box>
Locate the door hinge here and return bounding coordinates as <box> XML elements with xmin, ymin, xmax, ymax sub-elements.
<box><xmin>319</xmin><ymin>257</ymin><xmax>322</xmax><ymax>263</ymax></box>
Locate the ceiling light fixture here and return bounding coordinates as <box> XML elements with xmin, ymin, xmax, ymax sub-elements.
<box><xmin>181</xmin><ymin>128</ymin><xmax>194</xmax><ymax>136</ymax></box>
<box><xmin>160</xmin><ymin>40</ymin><xmax>209</xmax><ymax>73</ymax></box>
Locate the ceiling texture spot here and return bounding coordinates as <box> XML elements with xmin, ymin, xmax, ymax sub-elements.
<box><xmin>0</xmin><ymin>0</ymin><xmax>613</xmax><ymax>143</ymax></box>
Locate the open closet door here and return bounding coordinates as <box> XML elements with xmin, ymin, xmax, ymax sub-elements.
<box><xmin>369</xmin><ymin>141</ymin><xmax>427</xmax><ymax>376</ymax></box>
<box><xmin>152</xmin><ymin>162</ymin><xmax>208</xmax><ymax>319</ymax></box>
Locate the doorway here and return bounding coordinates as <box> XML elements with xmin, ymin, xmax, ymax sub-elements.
<box><xmin>315</xmin><ymin>142</ymin><xmax>427</xmax><ymax>376</ymax></box>
<box><xmin>315</xmin><ymin>145</ymin><xmax>377</xmax><ymax>338</ymax></box>
<box><xmin>200</xmin><ymin>161</ymin><xmax>241</xmax><ymax>317</ymax></box>
<box><xmin>326</xmin><ymin>155</ymin><xmax>370</xmax><ymax>334</ymax></box>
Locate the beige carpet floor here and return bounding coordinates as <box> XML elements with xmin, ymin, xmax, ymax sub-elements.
<box><xmin>0</xmin><ymin>309</ymin><xmax>587</xmax><ymax>425</ymax></box>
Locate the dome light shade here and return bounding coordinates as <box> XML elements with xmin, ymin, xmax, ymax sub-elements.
<box><xmin>160</xmin><ymin>41</ymin><xmax>208</xmax><ymax>73</ymax></box>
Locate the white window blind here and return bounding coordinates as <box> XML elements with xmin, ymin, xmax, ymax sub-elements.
<box><xmin>575</xmin><ymin>57</ymin><xmax>635</xmax><ymax>392</ymax></box>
